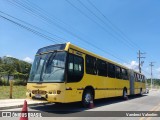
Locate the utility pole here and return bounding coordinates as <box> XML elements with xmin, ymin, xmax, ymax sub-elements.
<box><xmin>149</xmin><ymin>62</ymin><xmax>155</xmax><ymax>90</ymax></box>
<box><xmin>137</xmin><ymin>50</ymin><xmax>145</xmax><ymax>73</ymax></box>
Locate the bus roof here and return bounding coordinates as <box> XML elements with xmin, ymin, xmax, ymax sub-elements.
<box><xmin>36</xmin><ymin>42</ymin><xmax>143</xmax><ymax>75</ymax></box>
<box><xmin>36</xmin><ymin>43</ymin><xmax>66</xmax><ymax>54</ymax></box>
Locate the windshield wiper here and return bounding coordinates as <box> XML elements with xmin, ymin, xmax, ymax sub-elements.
<box><xmin>46</xmin><ymin>51</ymin><xmax>57</xmax><ymax>68</ymax></box>
<box><xmin>41</xmin><ymin>51</ymin><xmax>57</xmax><ymax>81</ymax></box>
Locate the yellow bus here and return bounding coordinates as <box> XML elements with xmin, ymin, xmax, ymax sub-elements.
<box><xmin>26</xmin><ymin>42</ymin><xmax>146</xmax><ymax>107</ymax></box>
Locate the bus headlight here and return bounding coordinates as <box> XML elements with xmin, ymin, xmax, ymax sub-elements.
<box><xmin>57</xmin><ymin>90</ymin><xmax>61</xmax><ymax>94</ymax></box>
<box><xmin>48</xmin><ymin>90</ymin><xmax>57</xmax><ymax>94</ymax></box>
<box><xmin>53</xmin><ymin>90</ymin><xmax>56</xmax><ymax>94</ymax></box>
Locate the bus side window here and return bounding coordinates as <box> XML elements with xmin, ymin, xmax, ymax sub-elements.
<box><xmin>115</xmin><ymin>66</ymin><xmax>122</xmax><ymax>79</ymax></box>
<box><xmin>86</xmin><ymin>55</ymin><xmax>97</xmax><ymax>75</ymax></box>
<box><xmin>134</xmin><ymin>73</ymin><xmax>137</xmax><ymax>82</ymax></box>
<box><xmin>139</xmin><ymin>74</ymin><xmax>141</xmax><ymax>82</ymax></box>
<box><xmin>143</xmin><ymin>76</ymin><xmax>146</xmax><ymax>83</ymax></box>
<box><xmin>97</xmin><ymin>59</ymin><xmax>107</xmax><ymax>77</ymax></box>
<box><xmin>142</xmin><ymin>75</ymin><xmax>144</xmax><ymax>83</ymax></box>
<box><xmin>68</xmin><ymin>54</ymin><xmax>74</xmax><ymax>73</ymax></box>
<box><xmin>67</xmin><ymin>53</ymin><xmax>84</xmax><ymax>82</ymax></box>
<box><xmin>122</xmin><ymin>68</ymin><xmax>128</xmax><ymax>80</ymax></box>
<box><xmin>108</xmin><ymin>63</ymin><xmax>115</xmax><ymax>78</ymax></box>
<box><xmin>141</xmin><ymin>75</ymin><xmax>144</xmax><ymax>82</ymax></box>
<box><xmin>137</xmin><ymin>74</ymin><xmax>140</xmax><ymax>82</ymax></box>
<box><xmin>140</xmin><ymin>75</ymin><xmax>142</xmax><ymax>82</ymax></box>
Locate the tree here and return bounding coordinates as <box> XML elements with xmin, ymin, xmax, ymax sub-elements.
<box><xmin>3</xmin><ymin>64</ymin><xmax>15</xmax><ymax>84</ymax></box>
<box><xmin>15</xmin><ymin>61</ymin><xmax>22</xmax><ymax>73</ymax></box>
<box><xmin>0</xmin><ymin>56</ymin><xmax>32</xmax><ymax>85</ymax></box>
<box><xmin>0</xmin><ymin>57</ymin><xmax>2</xmax><ymax>64</ymax></box>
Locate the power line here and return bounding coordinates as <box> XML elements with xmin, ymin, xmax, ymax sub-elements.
<box><xmin>1</xmin><ymin>0</ymin><xmax>154</xmax><ymax>79</ymax></box>
<box><xmin>4</xmin><ymin>0</ymin><xmax>150</xmax><ymax>70</ymax></box>
<box><xmin>5</xmin><ymin>0</ymin><xmax>131</xmax><ymax>64</ymax></box>
<box><xmin>86</xmin><ymin>0</ymin><xmax>155</xmax><ymax>72</ymax></box>
<box><xmin>8</xmin><ymin>0</ymin><xmax>102</xmax><ymax>46</ymax></box>
<box><xmin>86</xmin><ymin>0</ymin><xmax>141</xmax><ymax>50</ymax></box>
<box><xmin>0</xmin><ymin>14</ymin><xmax>62</xmax><ymax>44</ymax></box>
<box><xmin>69</xmin><ymin>0</ymin><xmax>156</xmax><ymax>78</ymax></box>
<box><xmin>0</xmin><ymin>9</ymin><xmax>126</xmax><ymax>64</ymax></box>
<box><xmin>0</xmin><ymin>11</ymin><xmax>66</xmax><ymax>43</ymax></box>
<box><xmin>6</xmin><ymin>0</ymin><xmax>100</xmax><ymax>52</ymax></box>
<box><xmin>66</xmin><ymin>0</ymin><xmax>135</xmax><ymax>50</ymax></box>
<box><xmin>24</xmin><ymin>0</ymin><xmax>135</xmax><ymax>58</ymax></box>
<box><xmin>77</xmin><ymin>0</ymin><xmax>136</xmax><ymax>50</ymax></box>
<box><xmin>8</xmin><ymin>0</ymin><xmax>80</xmax><ymax>39</ymax></box>
<box><xmin>141</xmin><ymin>69</ymin><xmax>150</xmax><ymax>75</ymax></box>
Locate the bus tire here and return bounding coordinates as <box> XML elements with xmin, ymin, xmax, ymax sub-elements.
<box><xmin>140</xmin><ymin>88</ymin><xmax>143</xmax><ymax>96</ymax></box>
<box><xmin>82</xmin><ymin>89</ymin><xmax>94</xmax><ymax>108</ymax></box>
<box><xmin>123</xmin><ymin>88</ymin><xmax>128</xmax><ymax>100</ymax></box>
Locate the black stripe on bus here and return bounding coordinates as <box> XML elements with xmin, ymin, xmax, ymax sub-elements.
<box><xmin>76</xmin><ymin>88</ymin><xmax>124</xmax><ymax>90</ymax></box>
<box><xmin>95</xmin><ymin>88</ymin><xmax>123</xmax><ymax>90</ymax></box>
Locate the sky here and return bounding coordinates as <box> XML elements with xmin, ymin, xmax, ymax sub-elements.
<box><xmin>0</xmin><ymin>0</ymin><xmax>160</xmax><ymax>78</ymax></box>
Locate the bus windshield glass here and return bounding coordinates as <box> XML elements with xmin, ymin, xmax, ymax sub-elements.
<box><xmin>29</xmin><ymin>51</ymin><xmax>67</xmax><ymax>82</ymax></box>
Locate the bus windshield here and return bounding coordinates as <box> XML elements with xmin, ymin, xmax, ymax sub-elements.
<box><xmin>29</xmin><ymin>51</ymin><xmax>67</xmax><ymax>82</ymax></box>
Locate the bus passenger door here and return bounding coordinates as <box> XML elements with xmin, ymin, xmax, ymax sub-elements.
<box><xmin>65</xmin><ymin>49</ymin><xmax>85</xmax><ymax>102</ymax></box>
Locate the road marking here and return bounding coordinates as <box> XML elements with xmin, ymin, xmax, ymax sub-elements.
<box><xmin>139</xmin><ymin>103</ymin><xmax>160</xmax><ymax>120</ymax></box>
<box><xmin>146</xmin><ymin>103</ymin><xmax>160</xmax><ymax>120</ymax></box>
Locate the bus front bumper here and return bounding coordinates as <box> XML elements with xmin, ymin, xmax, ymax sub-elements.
<box><xmin>26</xmin><ymin>92</ymin><xmax>65</xmax><ymax>103</ymax></box>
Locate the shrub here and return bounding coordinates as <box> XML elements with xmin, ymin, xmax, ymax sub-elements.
<box><xmin>14</xmin><ymin>72</ymin><xmax>28</xmax><ymax>81</ymax></box>
<box><xmin>13</xmin><ymin>79</ymin><xmax>27</xmax><ymax>86</ymax></box>
<box><xmin>0</xmin><ymin>79</ymin><xmax>9</xmax><ymax>86</ymax></box>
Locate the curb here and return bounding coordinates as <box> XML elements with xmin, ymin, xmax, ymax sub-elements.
<box><xmin>0</xmin><ymin>102</ymin><xmax>50</xmax><ymax>110</ymax></box>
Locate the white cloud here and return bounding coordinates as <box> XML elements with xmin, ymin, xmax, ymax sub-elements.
<box><xmin>5</xmin><ymin>55</ymin><xmax>13</xmax><ymax>57</ymax></box>
<box><xmin>156</xmin><ymin>68</ymin><xmax>160</xmax><ymax>79</ymax></box>
<box><xmin>123</xmin><ymin>61</ymin><xmax>160</xmax><ymax>79</ymax></box>
<box><xmin>23</xmin><ymin>57</ymin><xmax>33</xmax><ymax>63</ymax></box>
<box><xmin>123</xmin><ymin>61</ymin><xmax>139</xmax><ymax>71</ymax></box>
<box><xmin>156</xmin><ymin>68</ymin><xmax>160</xmax><ymax>72</ymax></box>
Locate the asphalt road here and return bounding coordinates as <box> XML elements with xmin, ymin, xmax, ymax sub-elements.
<box><xmin>1</xmin><ymin>90</ymin><xmax>160</xmax><ymax>120</ymax></box>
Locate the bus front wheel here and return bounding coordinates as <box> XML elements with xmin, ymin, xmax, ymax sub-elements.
<box><xmin>82</xmin><ymin>89</ymin><xmax>93</xmax><ymax>107</ymax></box>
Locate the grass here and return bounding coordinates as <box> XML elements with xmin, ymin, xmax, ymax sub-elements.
<box><xmin>0</xmin><ymin>86</ymin><xmax>26</xmax><ymax>99</ymax></box>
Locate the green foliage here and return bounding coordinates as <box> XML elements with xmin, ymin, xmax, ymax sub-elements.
<box><xmin>146</xmin><ymin>79</ymin><xmax>160</xmax><ymax>86</ymax></box>
<box><xmin>0</xmin><ymin>57</ymin><xmax>2</xmax><ymax>64</ymax></box>
<box><xmin>0</xmin><ymin>56</ymin><xmax>32</xmax><ymax>86</ymax></box>
<box><xmin>14</xmin><ymin>72</ymin><xmax>29</xmax><ymax>80</ymax></box>
<box><xmin>14</xmin><ymin>79</ymin><xmax>27</xmax><ymax>86</ymax></box>
<box><xmin>0</xmin><ymin>78</ymin><xmax>9</xmax><ymax>86</ymax></box>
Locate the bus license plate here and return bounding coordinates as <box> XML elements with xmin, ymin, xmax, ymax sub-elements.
<box><xmin>35</xmin><ymin>94</ymin><xmax>41</xmax><ymax>98</ymax></box>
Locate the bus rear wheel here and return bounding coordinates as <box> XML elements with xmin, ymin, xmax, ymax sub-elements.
<box><xmin>140</xmin><ymin>88</ymin><xmax>143</xmax><ymax>96</ymax></box>
<box><xmin>123</xmin><ymin>89</ymin><xmax>128</xmax><ymax>100</ymax></box>
<box><xmin>82</xmin><ymin>89</ymin><xmax>93</xmax><ymax>107</ymax></box>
